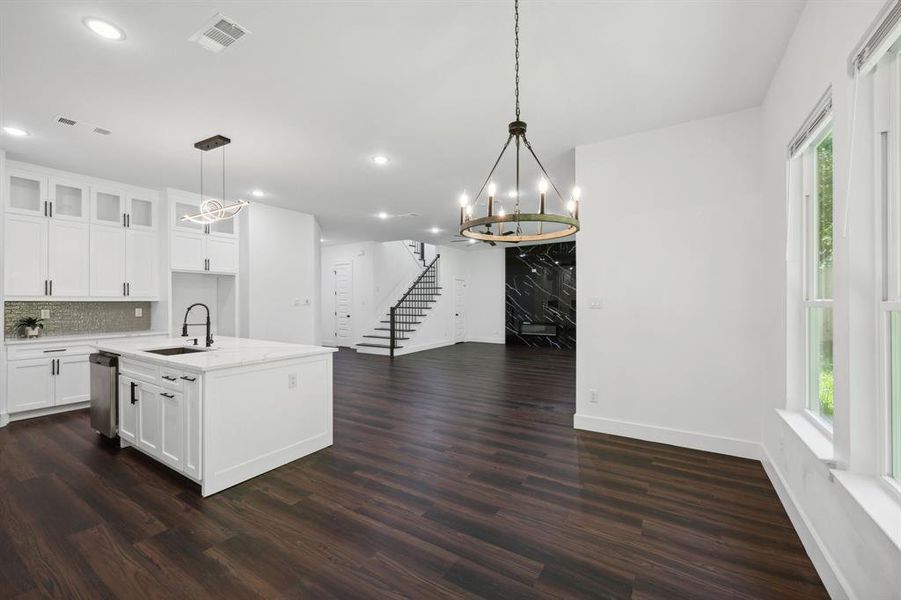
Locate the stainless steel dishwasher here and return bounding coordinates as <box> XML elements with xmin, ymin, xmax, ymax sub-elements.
<box><xmin>90</xmin><ymin>353</ymin><xmax>119</xmax><ymax>438</ymax></box>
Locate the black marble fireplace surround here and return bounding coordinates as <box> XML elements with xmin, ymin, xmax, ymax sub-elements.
<box><xmin>505</xmin><ymin>241</ymin><xmax>576</xmax><ymax>349</ymax></box>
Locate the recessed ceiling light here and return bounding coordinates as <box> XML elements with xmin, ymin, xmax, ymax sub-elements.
<box><xmin>507</xmin><ymin>190</ymin><xmax>518</xmax><ymax>198</ymax></box>
<box><xmin>2</xmin><ymin>126</ymin><xmax>29</xmax><ymax>137</ymax></box>
<box><xmin>371</xmin><ymin>155</ymin><xmax>390</xmax><ymax>166</ymax></box>
<box><xmin>429</xmin><ymin>227</ymin><xmax>441</xmax><ymax>234</ymax></box>
<box><xmin>469</xmin><ymin>239</ymin><xmax>477</xmax><ymax>244</ymax></box>
<box><xmin>251</xmin><ymin>189</ymin><xmax>264</xmax><ymax>198</ymax></box>
<box><xmin>377</xmin><ymin>211</ymin><xmax>389</xmax><ymax>220</ymax></box>
<box><xmin>84</xmin><ymin>17</ymin><xmax>125</xmax><ymax>41</ymax></box>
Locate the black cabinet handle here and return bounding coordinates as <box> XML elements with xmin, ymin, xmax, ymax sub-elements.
<box><xmin>44</xmin><ymin>201</ymin><xmax>48</xmax><ymax>217</ymax></box>
<box><xmin>49</xmin><ymin>202</ymin><xmax>53</xmax><ymax>218</ymax></box>
<box><xmin>51</xmin><ymin>360</ymin><xmax>55</xmax><ymax>376</ymax></box>
<box><xmin>180</xmin><ymin>375</ymin><xmax>196</xmax><ymax>382</ymax></box>
<box><xmin>55</xmin><ymin>359</ymin><xmax>60</xmax><ymax>375</ymax></box>
<box><xmin>130</xmin><ymin>382</ymin><xmax>138</xmax><ymax>404</ymax></box>
<box><xmin>42</xmin><ymin>348</ymin><xmax>66</xmax><ymax>353</ymax></box>
<box><xmin>161</xmin><ymin>375</ymin><xmax>177</xmax><ymax>381</ymax></box>
<box><xmin>126</xmin><ymin>282</ymin><xmax>130</xmax><ymax>296</ymax></box>
<box><xmin>44</xmin><ymin>280</ymin><xmax>48</xmax><ymax>295</ymax></box>
<box><xmin>123</xmin><ymin>282</ymin><xmax>126</xmax><ymax>296</ymax></box>
<box><xmin>123</xmin><ymin>213</ymin><xmax>127</xmax><ymax>227</ymax></box>
<box><xmin>49</xmin><ymin>280</ymin><xmax>52</xmax><ymax>296</ymax></box>
<box><xmin>160</xmin><ymin>392</ymin><xmax>175</xmax><ymax>399</ymax></box>
<box><xmin>126</xmin><ymin>213</ymin><xmax>130</xmax><ymax>228</ymax></box>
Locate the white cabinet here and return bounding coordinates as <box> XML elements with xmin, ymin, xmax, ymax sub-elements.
<box><xmin>170</xmin><ymin>196</ymin><xmax>238</xmax><ymax>274</ymax></box>
<box><xmin>119</xmin><ymin>377</ymin><xmax>139</xmax><ymax>444</ymax></box>
<box><xmin>4</xmin><ymin>214</ymin><xmax>48</xmax><ymax>296</ymax></box>
<box><xmin>117</xmin><ymin>362</ymin><xmax>199</xmax><ymax>478</ymax></box>
<box><xmin>48</xmin><ymin>220</ymin><xmax>90</xmax><ymax>296</ymax></box>
<box><xmin>126</xmin><ymin>229</ymin><xmax>158</xmax><ymax>298</ymax></box>
<box><xmin>7</xmin><ymin>350</ymin><xmax>91</xmax><ymax>414</ymax></box>
<box><xmin>206</xmin><ymin>236</ymin><xmax>238</xmax><ymax>273</ymax></box>
<box><xmin>7</xmin><ymin>358</ymin><xmax>54</xmax><ymax>413</ymax></box>
<box><xmin>54</xmin><ymin>354</ymin><xmax>90</xmax><ymax>406</ymax></box>
<box><xmin>137</xmin><ymin>382</ymin><xmax>163</xmax><ymax>456</ymax></box>
<box><xmin>6</xmin><ymin>169</ymin><xmax>46</xmax><ymax>216</ymax></box>
<box><xmin>90</xmin><ymin>224</ymin><xmax>128</xmax><ymax>297</ymax></box>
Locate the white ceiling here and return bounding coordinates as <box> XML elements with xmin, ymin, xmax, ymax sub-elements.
<box><xmin>0</xmin><ymin>1</ymin><xmax>803</xmax><ymax>245</ymax></box>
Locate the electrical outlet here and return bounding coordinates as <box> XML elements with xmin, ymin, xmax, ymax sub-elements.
<box><xmin>288</xmin><ymin>373</ymin><xmax>297</xmax><ymax>389</ymax></box>
<box><xmin>589</xmin><ymin>389</ymin><xmax>599</xmax><ymax>403</ymax></box>
<box><xmin>40</xmin><ymin>309</ymin><xmax>50</xmax><ymax>319</ymax></box>
<box><xmin>589</xmin><ymin>298</ymin><xmax>602</xmax><ymax>309</ymax></box>
<box><xmin>135</xmin><ymin>307</ymin><xmax>143</xmax><ymax>317</ymax></box>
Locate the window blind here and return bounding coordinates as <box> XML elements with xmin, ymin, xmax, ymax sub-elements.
<box><xmin>851</xmin><ymin>0</ymin><xmax>901</xmax><ymax>74</ymax></box>
<box><xmin>787</xmin><ymin>88</ymin><xmax>832</xmax><ymax>158</ymax></box>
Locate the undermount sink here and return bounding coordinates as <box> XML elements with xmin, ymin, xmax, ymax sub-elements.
<box><xmin>144</xmin><ymin>346</ymin><xmax>209</xmax><ymax>356</ymax></box>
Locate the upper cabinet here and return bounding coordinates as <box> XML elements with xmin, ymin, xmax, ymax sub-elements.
<box><xmin>3</xmin><ymin>162</ymin><xmax>161</xmax><ymax>299</ymax></box>
<box><xmin>168</xmin><ymin>193</ymin><xmax>238</xmax><ymax>275</ymax></box>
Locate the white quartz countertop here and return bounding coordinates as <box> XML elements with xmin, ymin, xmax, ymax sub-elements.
<box><xmin>96</xmin><ymin>336</ymin><xmax>337</xmax><ymax>372</ymax></box>
<box><xmin>4</xmin><ymin>330</ymin><xmax>169</xmax><ymax>346</ymax></box>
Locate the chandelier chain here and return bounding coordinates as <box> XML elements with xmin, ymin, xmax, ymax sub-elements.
<box><xmin>514</xmin><ymin>0</ymin><xmax>520</xmax><ymax>120</ymax></box>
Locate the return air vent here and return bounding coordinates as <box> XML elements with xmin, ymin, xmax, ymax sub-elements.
<box><xmin>92</xmin><ymin>127</ymin><xmax>112</xmax><ymax>136</ymax></box>
<box><xmin>55</xmin><ymin>115</ymin><xmax>78</xmax><ymax>127</ymax></box>
<box><xmin>189</xmin><ymin>13</ymin><xmax>250</xmax><ymax>53</ymax></box>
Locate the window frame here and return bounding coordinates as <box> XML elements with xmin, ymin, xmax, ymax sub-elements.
<box><xmin>875</xmin><ymin>48</ymin><xmax>901</xmax><ymax>494</ymax></box>
<box><xmin>800</xmin><ymin>124</ymin><xmax>835</xmax><ymax>434</ymax></box>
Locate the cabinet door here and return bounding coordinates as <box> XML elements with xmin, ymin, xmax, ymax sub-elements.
<box><xmin>182</xmin><ymin>375</ymin><xmax>202</xmax><ymax>479</ymax></box>
<box><xmin>91</xmin><ymin>187</ymin><xmax>127</xmax><ymax>227</ymax></box>
<box><xmin>54</xmin><ymin>355</ymin><xmax>90</xmax><ymax>406</ymax></box>
<box><xmin>137</xmin><ymin>382</ymin><xmax>162</xmax><ymax>457</ymax></box>
<box><xmin>90</xmin><ymin>224</ymin><xmax>127</xmax><ymax>297</ymax></box>
<box><xmin>126</xmin><ymin>229</ymin><xmax>158</xmax><ymax>298</ymax></box>
<box><xmin>4</xmin><ymin>214</ymin><xmax>48</xmax><ymax>296</ymax></box>
<box><xmin>208</xmin><ymin>216</ymin><xmax>235</xmax><ymax>237</ymax></box>
<box><xmin>6</xmin><ymin>170</ymin><xmax>46</xmax><ymax>216</ymax></box>
<box><xmin>7</xmin><ymin>358</ymin><xmax>54</xmax><ymax>413</ymax></box>
<box><xmin>49</xmin><ymin>178</ymin><xmax>88</xmax><ymax>222</ymax></box>
<box><xmin>118</xmin><ymin>377</ymin><xmax>138</xmax><ymax>444</ymax></box>
<box><xmin>127</xmin><ymin>195</ymin><xmax>156</xmax><ymax>230</ymax></box>
<box><xmin>206</xmin><ymin>236</ymin><xmax>238</xmax><ymax>274</ymax></box>
<box><xmin>160</xmin><ymin>390</ymin><xmax>185</xmax><ymax>470</ymax></box>
<box><xmin>171</xmin><ymin>230</ymin><xmax>205</xmax><ymax>272</ymax></box>
<box><xmin>48</xmin><ymin>220</ymin><xmax>90</xmax><ymax>297</ymax></box>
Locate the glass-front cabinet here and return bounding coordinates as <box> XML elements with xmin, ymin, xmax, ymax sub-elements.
<box><xmin>6</xmin><ymin>168</ymin><xmax>46</xmax><ymax>216</ymax></box>
<box><xmin>49</xmin><ymin>178</ymin><xmax>89</xmax><ymax>221</ymax></box>
<box><xmin>91</xmin><ymin>187</ymin><xmax>127</xmax><ymax>227</ymax></box>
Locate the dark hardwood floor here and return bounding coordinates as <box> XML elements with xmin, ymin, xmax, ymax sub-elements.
<box><xmin>0</xmin><ymin>343</ymin><xmax>826</xmax><ymax>599</ymax></box>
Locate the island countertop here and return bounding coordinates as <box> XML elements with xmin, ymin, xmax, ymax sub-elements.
<box><xmin>96</xmin><ymin>335</ymin><xmax>337</xmax><ymax>372</ymax></box>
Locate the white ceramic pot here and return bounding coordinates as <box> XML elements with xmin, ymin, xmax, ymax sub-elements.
<box><xmin>24</xmin><ymin>325</ymin><xmax>43</xmax><ymax>339</ymax></box>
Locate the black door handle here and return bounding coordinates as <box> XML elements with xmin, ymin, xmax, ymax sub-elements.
<box><xmin>130</xmin><ymin>382</ymin><xmax>138</xmax><ymax>404</ymax></box>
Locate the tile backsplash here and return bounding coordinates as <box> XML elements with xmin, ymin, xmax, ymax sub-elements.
<box><xmin>4</xmin><ymin>301</ymin><xmax>152</xmax><ymax>338</ymax></box>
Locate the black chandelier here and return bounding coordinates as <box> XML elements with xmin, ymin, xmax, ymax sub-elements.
<box><xmin>458</xmin><ymin>0</ymin><xmax>581</xmax><ymax>244</ymax></box>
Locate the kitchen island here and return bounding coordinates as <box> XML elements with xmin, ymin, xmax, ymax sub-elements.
<box><xmin>96</xmin><ymin>336</ymin><xmax>337</xmax><ymax>496</ymax></box>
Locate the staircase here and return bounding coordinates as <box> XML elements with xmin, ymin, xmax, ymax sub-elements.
<box><xmin>356</xmin><ymin>253</ymin><xmax>441</xmax><ymax>357</ymax></box>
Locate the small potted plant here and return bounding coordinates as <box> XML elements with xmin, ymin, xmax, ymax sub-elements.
<box><xmin>15</xmin><ymin>316</ymin><xmax>44</xmax><ymax>339</ymax></box>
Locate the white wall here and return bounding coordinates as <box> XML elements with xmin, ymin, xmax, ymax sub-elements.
<box><xmin>320</xmin><ymin>241</ymin><xmax>377</xmax><ymax>346</ymax></box>
<box><xmin>574</xmin><ymin>107</ymin><xmax>764</xmax><ymax>459</ymax></box>
<box><xmin>242</xmin><ymin>203</ymin><xmax>320</xmax><ymax>345</ymax></box>
<box><xmin>465</xmin><ymin>247</ymin><xmax>506</xmax><ymax>344</ymax></box>
<box><xmin>758</xmin><ymin>2</ymin><xmax>900</xmax><ymax>598</ymax></box>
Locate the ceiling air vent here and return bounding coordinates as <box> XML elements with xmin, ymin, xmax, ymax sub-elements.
<box><xmin>189</xmin><ymin>13</ymin><xmax>250</xmax><ymax>53</ymax></box>
<box><xmin>92</xmin><ymin>127</ymin><xmax>112</xmax><ymax>136</ymax></box>
<box><xmin>55</xmin><ymin>115</ymin><xmax>78</xmax><ymax>127</ymax></box>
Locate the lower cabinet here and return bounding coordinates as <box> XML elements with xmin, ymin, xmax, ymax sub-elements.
<box><xmin>118</xmin><ymin>369</ymin><xmax>201</xmax><ymax>480</ymax></box>
<box><xmin>7</xmin><ymin>353</ymin><xmax>90</xmax><ymax>413</ymax></box>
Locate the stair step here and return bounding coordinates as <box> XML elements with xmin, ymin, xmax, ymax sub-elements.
<box><xmin>380</xmin><ymin>320</ymin><xmax>421</xmax><ymax>324</ymax></box>
<box><xmin>363</xmin><ymin>334</ymin><xmax>409</xmax><ymax>340</ymax></box>
<box><xmin>374</xmin><ymin>328</ymin><xmax>415</xmax><ymax>333</ymax></box>
<box><xmin>357</xmin><ymin>342</ymin><xmax>403</xmax><ymax>349</ymax></box>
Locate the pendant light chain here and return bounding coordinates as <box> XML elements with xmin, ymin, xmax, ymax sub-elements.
<box><xmin>514</xmin><ymin>0</ymin><xmax>520</xmax><ymax>121</ymax></box>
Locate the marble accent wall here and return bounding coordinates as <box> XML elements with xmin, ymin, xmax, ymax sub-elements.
<box><xmin>4</xmin><ymin>301</ymin><xmax>152</xmax><ymax>339</ymax></box>
<box><xmin>505</xmin><ymin>241</ymin><xmax>576</xmax><ymax>349</ymax></box>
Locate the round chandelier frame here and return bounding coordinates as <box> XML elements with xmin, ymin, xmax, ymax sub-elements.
<box><xmin>457</xmin><ymin>0</ymin><xmax>581</xmax><ymax>245</ymax></box>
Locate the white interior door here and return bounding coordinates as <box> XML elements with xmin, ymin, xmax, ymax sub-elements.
<box><xmin>454</xmin><ymin>278</ymin><xmax>466</xmax><ymax>343</ymax></box>
<box><xmin>334</xmin><ymin>262</ymin><xmax>353</xmax><ymax>346</ymax></box>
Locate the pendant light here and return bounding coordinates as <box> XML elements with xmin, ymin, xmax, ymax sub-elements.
<box><xmin>457</xmin><ymin>0</ymin><xmax>581</xmax><ymax>244</ymax></box>
<box><xmin>182</xmin><ymin>134</ymin><xmax>249</xmax><ymax>224</ymax></box>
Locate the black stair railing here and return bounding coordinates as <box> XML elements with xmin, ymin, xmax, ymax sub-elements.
<box><xmin>390</xmin><ymin>254</ymin><xmax>440</xmax><ymax>358</ymax></box>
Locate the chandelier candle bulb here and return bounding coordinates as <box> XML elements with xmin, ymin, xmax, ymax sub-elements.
<box><xmin>487</xmin><ymin>182</ymin><xmax>496</xmax><ymax>217</ymax></box>
<box><xmin>538</xmin><ymin>178</ymin><xmax>548</xmax><ymax>214</ymax></box>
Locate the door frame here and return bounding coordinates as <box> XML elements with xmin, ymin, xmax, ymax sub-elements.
<box><xmin>333</xmin><ymin>261</ymin><xmax>354</xmax><ymax>347</ymax></box>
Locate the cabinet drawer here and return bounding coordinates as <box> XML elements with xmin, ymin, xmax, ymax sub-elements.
<box><xmin>7</xmin><ymin>343</ymin><xmax>95</xmax><ymax>361</ymax></box>
<box><xmin>119</xmin><ymin>358</ymin><xmax>159</xmax><ymax>383</ymax></box>
<box><xmin>159</xmin><ymin>368</ymin><xmax>184</xmax><ymax>391</ymax></box>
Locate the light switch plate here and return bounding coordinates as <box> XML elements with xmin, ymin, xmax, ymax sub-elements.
<box><xmin>135</xmin><ymin>307</ymin><xmax>143</xmax><ymax>317</ymax></box>
<box><xmin>589</xmin><ymin>297</ymin><xmax>602</xmax><ymax>309</ymax></box>
<box><xmin>288</xmin><ymin>373</ymin><xmax>297</xmax><ymax>389</ymax></box>
<box><xmin>40</xmin><ymin>309</ymin><xmax>50</xmax><ymax>319</ymax></box>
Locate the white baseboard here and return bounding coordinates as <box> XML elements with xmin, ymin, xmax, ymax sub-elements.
<box><xmin>760</xmin><ymin>446</ymin><xmax>852</xmax><ymax>600</ymax></box>
<box><xmin>573</xmin><ymin>413</ymin><xmax>760</xmax><ymax>460</ymax></box>
<box><xmin>8</xmin><ymin>401</ymin><xmax>89</xmax><ymax>424</ymax></box>
<box><xmin>395</xmin><ymin>339</ymin><xmax>456</xmax><ymax>356</ymax></box>
<box><xmin>465</xmin><ymin>337</ymin><xmax>505</xmax><ymax>344</ymax></box>
<box><xmin>0</xmin><ymin>412</ymin><xmax>8</xmax><ymax>428</ymax></box>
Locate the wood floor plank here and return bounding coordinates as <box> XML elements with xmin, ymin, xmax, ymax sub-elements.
<box><xmin>0</xmin><ymin>343</ymin><xmax>826</xmax><ymax>598</ymax></box>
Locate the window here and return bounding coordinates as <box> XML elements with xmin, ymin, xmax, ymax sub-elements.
<box><xmin>803</xmin><ymin>130</ymin><xmax>834</xmax><ymax>425</ymax></box>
